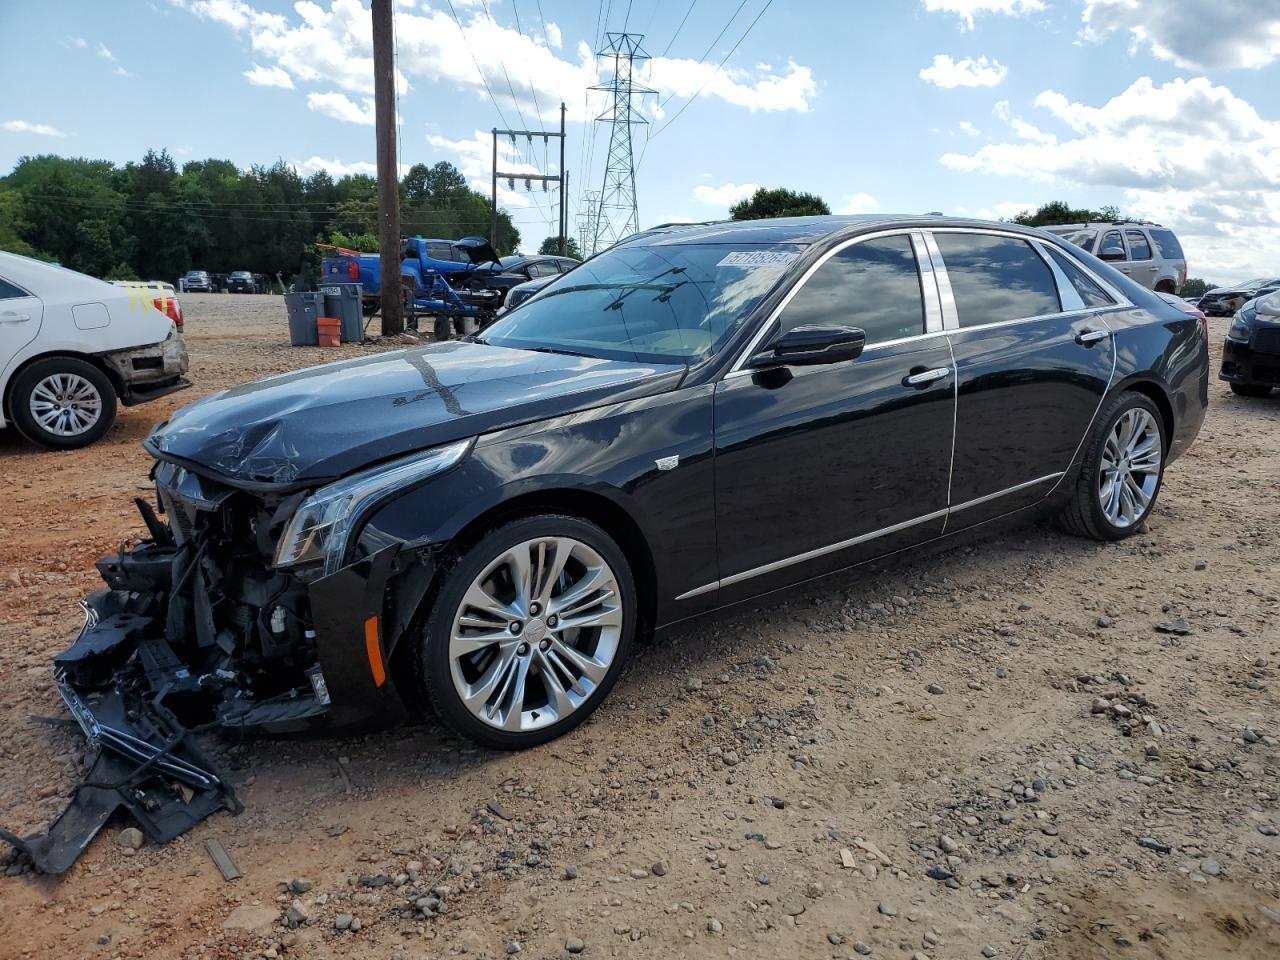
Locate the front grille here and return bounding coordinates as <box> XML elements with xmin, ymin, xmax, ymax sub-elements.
<box><xmin>1253</xmin><ymin>328</ymin><xmax>1280</xmax><ymax>355</ymax></box>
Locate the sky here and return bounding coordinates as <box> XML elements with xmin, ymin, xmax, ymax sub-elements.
<box><xmin>2</xmin><ymin>0</ymin><xmax>1280</xmax><ymax>282</ymax></box>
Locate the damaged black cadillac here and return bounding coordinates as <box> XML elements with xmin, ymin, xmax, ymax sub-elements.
<box><xmin>5</xmin><ymin>216</ymin><xmax>1209</xmax><ymax>872</ymax></box>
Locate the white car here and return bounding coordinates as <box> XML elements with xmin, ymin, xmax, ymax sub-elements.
<box><xmin>1</xmin><ymin>252</ymin><xmax>190</xmax><ymax>449</ymax></box>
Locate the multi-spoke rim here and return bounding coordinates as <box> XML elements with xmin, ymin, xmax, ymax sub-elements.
<box><xmin>448</xmin><ymin>537</ymin><xmax>623</xmax><ymax>733</ymax></box>
<box><xmin>1098</xmin><ymin>407</ymin><xmax>1162</xmax><ymax>529</ymax></box>
<box><xmin>28</xmin><ymin>373</ymin><xmax>103</xmax><ymax>437</ymax></box>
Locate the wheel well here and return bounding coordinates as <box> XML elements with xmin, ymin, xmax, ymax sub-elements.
<box><xmin>1154</xmin><ymin>279</ymin><xmax>1177</xmax><ymax>294</ymax></box>
<box><xmin>2</xmin><ymin>351</ymin><xmax>122</xmax><ymax>422</ymax></box>
<box><xmin>1123</xmin><ymin>380</ymin><xmax>1175</xmax><ymax>451</ymax></box>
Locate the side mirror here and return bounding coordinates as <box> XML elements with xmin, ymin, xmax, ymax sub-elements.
<box><xmin>1098</xmin><ymin>244</ymin><xmax>1126</xmax><ymax>261</ymax></box>
<box><xmin>749</xmin><ymin>324</ymin><xmax>866</xmax><ymax>368</ymax></box>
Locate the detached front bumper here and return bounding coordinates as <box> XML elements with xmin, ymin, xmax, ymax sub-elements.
<box><xmin>101</xmin><ymin>331</ymin><xmax>192</xmax><ymax>407</ymax></box>
<box><xmin>1220</xmin><ymin>332</ymin><xmax>1280</xmax><ymax>388</ymax></box>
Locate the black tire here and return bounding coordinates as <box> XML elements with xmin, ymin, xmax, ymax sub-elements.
<box><xmin>9</xmin><ymin>357</ymin><xmax>117</xmax><ymax>450</ymax></box>
<box><xmin>1230</xmin><ymin>383</ymin><xmax>1271</xmax><ymax>398</ymax></box>
<box><xmin>1057</xmin><ymin>391</ymin><xmax>1166</xmax><ymax>541</ymax></box>
<box><xmin>416</xmin><ymin>514</ymin><xmax>637</xmax><ymax>750</ymax></box>
<box><xmin>433</xmin><ymin>316</ymin><xmax>452</xmax><ymax>342</ymax></box>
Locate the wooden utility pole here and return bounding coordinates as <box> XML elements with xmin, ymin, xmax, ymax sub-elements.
<box><xmin>559</xmin><ymin>102</ymin><xmax>567</xmax><ymax>256</ymax></box>
<box><xmin>372</xmin><ymin>0</ymin><xmax>403</xmax><ymax>335</ymax></box>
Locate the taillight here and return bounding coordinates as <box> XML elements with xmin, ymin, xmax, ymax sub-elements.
<box><xmin>347</xmin><ymin>260</ymin><xmax>359</xmax><ymax>280</ymax></box>
<box><xmin>155</xmin><ymin>296</ymin><xmax>183</xmax><ymax>331</ymax></box>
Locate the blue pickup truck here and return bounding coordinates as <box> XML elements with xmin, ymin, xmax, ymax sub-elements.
<box><xmin>322</xmin><ymin>236</ymin><xmax>575</xmax><ymax>319</ymax></box>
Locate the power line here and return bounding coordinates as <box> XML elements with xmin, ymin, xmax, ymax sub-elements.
<box><xmin>659</xmin><ymin>0</ymin><xmax>697</xmax><ymax>57</ymax></box>
<box><xmin>445</xmin><ymin>0</ymin><xmax>511</xmax><ymax>129</ymax></box>
<box><xmin>648</xmin><ymin>0</ymin><xmax>773</xmax><ymax>142</ymax></box>
<box><xmin>480</xmin><ymin>0</ymin><xmax>531</xmax><ymax>130</ymax></box>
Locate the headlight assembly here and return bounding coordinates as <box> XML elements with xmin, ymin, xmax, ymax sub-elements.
<box><xmin>274</xmin><ymin>437</ymin><xmax>473</xmax><ymax>572</ymax></box>
<box><xmin>1227</xmin><ymin>312</ymin><xmax>1253</xmax><ymax>341</ymax></box>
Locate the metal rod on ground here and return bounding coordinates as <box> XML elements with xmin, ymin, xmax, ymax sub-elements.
<box><xmin>372</xmin><ymin>0</ymin><xmax>404</xmax><ymax>335</ymax></box>
<box><xmin>559</xmin><ymin>102</ymin><xmax>567</xmax><ymax>256</ymax></box>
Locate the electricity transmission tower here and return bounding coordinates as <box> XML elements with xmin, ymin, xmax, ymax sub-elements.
<box><xmin>576</xmin><ymin>190</ymin><xmax>601</xmax><ymax>257</ymax></box>
<box><xmin>589</xmin><ymin>32</ymin><xmax>653</xmax><ymax>255</ymax></box>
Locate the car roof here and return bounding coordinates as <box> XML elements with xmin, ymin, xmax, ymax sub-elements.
<box><xmin>625</xmin><ymin>214</ymin><xmax>1064</xmax><ymax>247</ymax></box>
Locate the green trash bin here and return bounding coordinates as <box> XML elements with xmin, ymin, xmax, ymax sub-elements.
<box><xmin>321</xmin><ymin>283</ymin><xmax>364</xmax><ymax>342</ymax></box>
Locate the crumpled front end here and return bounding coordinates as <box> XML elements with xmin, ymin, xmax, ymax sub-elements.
<box><xmin>2</xmin><ymin>459</ymin><xmax>417</xmax><ymax>874</ymax></box>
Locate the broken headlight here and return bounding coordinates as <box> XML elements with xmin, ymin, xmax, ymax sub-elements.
<box><xmin>274</xmin><ymin>438</ymin><xmax>473</xmax><ymax>573</ymax></box>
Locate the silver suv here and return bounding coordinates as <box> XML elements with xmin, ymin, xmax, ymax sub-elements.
<box><xmin>1042</xmin><ymin>221</ymin><xmax>1186</xmax><ymax>293</ymax></box>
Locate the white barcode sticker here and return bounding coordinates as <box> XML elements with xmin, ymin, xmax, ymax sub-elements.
<box><xmin>716</xmin><ymin>251</ymin><xmax>799</xmax><ymax>268</ymax></box>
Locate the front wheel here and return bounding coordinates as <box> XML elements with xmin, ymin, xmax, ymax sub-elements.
<box><xmin>416</xmin><ymin>515</ymin><xmax>636</xmax><ymax>750</ymax></box>
<box><xmin>10</xmin><ymin>358</ymin><xmax>117</xmax><ymax>450</ymax></box>
<box><xmin>1230</xmin><ymin>383</ymin><xmax>1272</xmax><ymax>398</ymax></box>
<box><xmin>1057</xmin><ymin>392</ymin><xmax>1166</xmax><ymax>541</ymax></box>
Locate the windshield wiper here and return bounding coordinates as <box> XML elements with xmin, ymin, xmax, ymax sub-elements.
<box><xmin>522</xmin><ymin>345</ymin><xmax>598</xmax><ymax>359</ymax></box>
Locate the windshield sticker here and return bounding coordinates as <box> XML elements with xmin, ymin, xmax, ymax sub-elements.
<box><xmin>716</xmin><ymin>251</ymin><xmax>799</xmax><ymax>269</ymax></box>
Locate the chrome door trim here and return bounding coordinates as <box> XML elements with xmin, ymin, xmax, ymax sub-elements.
<box><xmin>903</xmin><ymin>366</ymin><xmax>951</xmax><ymax>387</ymax></box>
<box><xmin>912</xmin><ymin>230</ymin><xmax>944</xmax><ymax>335</ymax></box>
<box><xmin>1030</xmin><ymin>239</ymin><xmax>1085</xmax><ymax>312</ymax></box>
<box><xmin>725</xmin><ymin>228</ymin><xmax>934</xmax><ymax>379</ymax></box>
<box><xmin>675</xmin><ymin>472</ymin><xmax>1065</xmax><ymax>601</ymax></box>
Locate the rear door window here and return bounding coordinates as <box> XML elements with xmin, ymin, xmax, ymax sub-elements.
<box><xmin>0</xmin><ymin>276</ymin><xmax>30</xmax><ymax>299</ymax></box>
<box><xmin>934</xmin><ymin>233</ymin><xmax>1061</xmax><ymax>327</ymax></box>
<box><xmin>1045</xmin><ymin>248</ymin><xmax>1116</xmax><ymax>308</ymax></box>
<box><xmin>775</xmin><ymin>234</ymin><xmax>924</xmax><ymax>344</ymax></box>
<box><xmin>1149</xmin><ymin>229</ymin><xmax>1183</xmax><ymax>260</ymax></box>
<box><xmin>1099</xmin><ymin>230</ymin><xmax>1124</xmax><ymax>258</ymax></box>
<box><xmin>1126</xmin><ymin>230</ymin><xmax>1153</xmax><ymax>261</ymax></box>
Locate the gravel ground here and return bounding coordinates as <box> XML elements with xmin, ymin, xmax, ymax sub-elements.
<box><xmin>0</xmin><ymin>293</ymin><xmax>1277</xmax><ymax>960</ymax></box>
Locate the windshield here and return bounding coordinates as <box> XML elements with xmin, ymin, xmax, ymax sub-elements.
<box><xmin>479</xmin><ymin>241</ymin><xmax>800</xmax><ymax>364</ymax></box>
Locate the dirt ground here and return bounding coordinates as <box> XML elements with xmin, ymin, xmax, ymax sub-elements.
<box><xmin>0</xmin><ymin>293</ymin><xmax>1276</xmax><ymax>960</ymax></box>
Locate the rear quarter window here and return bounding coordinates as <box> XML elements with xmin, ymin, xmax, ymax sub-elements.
<box><xmin>0</xmin><ymin>276</ymin><xmax>30</xmax><ymax>299</ymax></box>
<box><xmin>1126</xmin><ymin>230</ymin><xmax>1153</xmax><ymax>261</ymax></box>
<box><xmin>1149</xmin><ymin>229</ymin><xmax>1184</xmax><ymax>260</ymax></box>
<box><xmin>1045</xmin><ymin>247</ymin><xmax>1116</xmax><ymax>309</ymax></box>
<box><xmin>934</xmin><ymin>233</ymin><xmax>1061</xmax><ymax>327</ymax></box>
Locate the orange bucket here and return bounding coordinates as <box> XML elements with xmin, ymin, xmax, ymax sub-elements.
<box><xmin>316</xmin><ymin>316</ymin><xmax>341</xmax><ymax>347</ymax></box>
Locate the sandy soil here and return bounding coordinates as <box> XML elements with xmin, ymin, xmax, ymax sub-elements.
<box><xmin>0</xmin><ymin>293</ymin><xmax>1277</xmax><ymax>960</ymax></box>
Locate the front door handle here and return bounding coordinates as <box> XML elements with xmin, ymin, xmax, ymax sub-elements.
<box><xmin>1075</xmin><ymin>329</ymin><xmax>1110</xmax><ymax>345</ymax></box>
<box><xmin>902</xmin><ymin>366</ymin><xmax>951</xmax><ymax>388</ymax></box>
<box><xmin>0</xmin><ymin>313</ymin><xmax>31</xmax><ymax>323</ymax></box>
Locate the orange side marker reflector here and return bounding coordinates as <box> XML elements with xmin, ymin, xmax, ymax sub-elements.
<box><xmin>364</xmin><ymin>616</ymin><xmax>386</xmax><ymax>687</ymax></box>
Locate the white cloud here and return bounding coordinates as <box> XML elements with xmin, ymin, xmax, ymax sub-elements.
<box><xmin>67</xmin><ymin>36</ymin><xmax>87</xmax><ymax>48</ymax></box>
<box><xmin>959</xmin><ymin>120</ymin><xmax>980</xmax><ymax>136</ymax></box>
<box><xmin>692</xmin><ymin>181</ymin><xmax>761</xmax><ymax>207</ymax></box>
<box><xmin>171</xmin><ymin>0</ymin><xmax>816</xmax><ymax>124</ymax></box>
<box><xmin>991</xmin><ymin>99</ymin><xmax>1056</xmax><ymax>144</ymax></box>
<box><xmin>426</xmin><ymin>130</ymin><xmax>548</xmax><ymax>209</ymax></box>
<box><xmin>244</xmin><ymin>63</ymin><xmax>294</xmax><ymax>88</ymax></box>
<box><xmin>1080</xmin><ymin>0</ymin><xmax>1280</xmax><ymax>70</ymax></box>
<box><xmin>307</xmin><ymin>91</ymin><xmax>375</xmax><ymax>125</ymax></box>
<box><xmin>1</xmin><ymin>119</ymin><xmax>68</xmax><ymax>138</ymax></box>
<box><xmin>921</xmin><ymin>0</ymin><xmax>1044</xmax><ymax>30</ymax></box>
<box><xmin>838</xmin><ymin>192</ymin><xmax>881</xmax><ymax>215</ymax></box>
<box><xmin>941</xmin><ymin>76</ymin><xmax>1280</xmax><ymax>280</ymax></box>
<box><xmin>96</xmin><ymin>41</ymin><xmax>132</xmax><ymax>76</ymax></box>
<box><xmin>919</xmin><ymin>54</ymin><xmax>1007</xmax><ymax>89</ymax></box>
<box><xmin>289</xmin><ymin>156</ymin><xmax>378</xmax><ymax>178</ymax></box>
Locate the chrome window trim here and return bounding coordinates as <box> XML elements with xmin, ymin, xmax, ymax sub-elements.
<box><xmin>912</xmin><ymin>230</ymin><xmax>944</xmax><ymax>335</ymax></box>
<box><xmin>1030</xmin><ymin>239</ymin><xmax>1085</xmax><ymax>312</ymax></box>
<box><xmin>724</xmin><ymin>228</ymin><xmax>933</xmax><ymax>379</ymax></box>
<box><xmin>674</xmin><ymin>471</ymin><xmax>1065</xmax><ymax>601</ymax></box>
<box><xmin>1039</xmin><ymin>242</ymin><xmax>1129</xmax><ymax>306</ymax></box>
<box><xmin>921</xmin><ymin>232</ymin><xmax>958</xmax><ymax>330</ymax></box>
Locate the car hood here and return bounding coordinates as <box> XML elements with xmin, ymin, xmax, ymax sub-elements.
<box><xmin>146</xmin><ymin>341</ymin><xmax>683</xmax><ymax>487</ymax></box>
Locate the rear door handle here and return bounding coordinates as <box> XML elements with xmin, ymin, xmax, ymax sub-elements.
<box><xmin>902</xmin><ymin>366</ymin><xmax>951</xmax><ymax>388</ymax></box>
<box><xmin>1075</xmin><ymin>329</ymin><xmax>1110</xmax><ymax>345</ymax></box>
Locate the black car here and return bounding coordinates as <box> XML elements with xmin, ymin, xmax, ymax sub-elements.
<box><xmin>1199</xmin><ymin>277</ymin><xmax>1280</xmax><ymax>317</ymax></box>
<box><xmin>1220</xmin><ymin>290</ymin><xmax>1280</xmax><ymax>397</ymax></box>
<box><xmin>474</xmin><ymin>254</ymin><xmax>578</xmax><ymax>304</ymax></box>
<box><xmin>227</xmin><ymin>270</ymin><xmax>258</xmax><ymax>294</ymax></box>
<box><xmin>498</xmin><ymin>273</ymin><xmax>557</xmax><ymax>313</ymax></box>
<box><xmin>27</xmin><ymin>216</ymin><xmax>1207</xmax><ymax>870</ymax></box>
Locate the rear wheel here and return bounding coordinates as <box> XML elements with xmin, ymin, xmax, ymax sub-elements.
<box><xmin>10</xmin><ymin>358</ymin><xmax>117</xmax><ymax>450</ymax></box>
<box><xmin>1057</xmin><ymin>391</ymin><xmax>1165</xmax><ymax>541</ymax></box>
<box><xmin>1230</xmin><ymin>383</ymin><xmax>1272</xmax><ymax>398</ymax></box>
<box><xmin>417</xmin><ymin>515</ymin><xmax>636</xmax><ymax>750</ymax></box>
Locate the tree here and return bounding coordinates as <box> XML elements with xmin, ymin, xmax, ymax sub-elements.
<box><xmin>538</xmin><ymin>235</ymin><xmax>582</xmax><ymax>259</ymax></box>
<box><xmin>1011</xmin><ymin>200</ymin><xmax>1122</xmax><ymax>227</ymax></box>
<box><xmin>1180</xmin><ymin>278</ymin><xmax>1212</xmax><ymax>298</ymax></box>
<box><xmin>730</xmin><ymin>187</ymin><xmax>830</xmax><ymax>221</ymax></box>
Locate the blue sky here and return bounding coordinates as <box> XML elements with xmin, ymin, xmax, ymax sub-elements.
<box><xmin>3</xmin><ymin>0</ymin><xmax>1279</xmax><ymax>281</ymax></box>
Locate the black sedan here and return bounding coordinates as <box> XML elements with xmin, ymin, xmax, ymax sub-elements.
<box><xmin>57</xmin><ymin>216</ymin><xmax>1209</xmax><ymax>766</ymax></box>
<box><xmin>1221</xmin><ymin>290</ymin><xmax>1280</xmax><ymax>397</ymax></box>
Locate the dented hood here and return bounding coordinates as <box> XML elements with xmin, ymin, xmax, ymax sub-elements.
<box><xmin>145</xmin><ymin>340</ymin><xmax>681</xmax><ymax>486</ymax></box>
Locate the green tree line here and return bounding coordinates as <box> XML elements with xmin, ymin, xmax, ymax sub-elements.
<box><xmin>0</xmin><ymin>150</ymin><xmax>521</xmax><ymax>282</ymax></box>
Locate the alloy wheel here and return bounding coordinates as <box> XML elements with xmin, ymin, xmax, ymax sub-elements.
<box><xmin>28</xmin><ymin>373</ymin><xmax>104</xmax><ymax>437</ymax></box>
<box><xmin>448</xmin><ymin>537</ymin><xmax>623</xmax><ymax>733</ymax></box>
<box><xmin>1097</xmin><ymin>407</ymin><xmax>1162</xmax><ymax>529</ymax></box>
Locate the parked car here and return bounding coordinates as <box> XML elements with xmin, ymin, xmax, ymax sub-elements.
<box><xmin>1043</xmin><ymin>221</ymin><xmax>1186</xmax><ymax>293</ymax></box>
<box><xmin>497</xmin><ymin>273</ymin><xmax>558</xmax><ymax>314</ymax></box>
<box><xmin>227</xmin><ymin>270</ymin><xmax>258</xmax><ymax>294</ymax></box>
<box><xmin>1220</xmin><ymin>289</ymin><xmax>1280</xmax><ymax>397</ymax></box>
<box><xmin>1197</xmin><ymin>277</ymin><xmax>1280</xmax><ymax>317</ymax></box>
<box><xmin>0</xmin><ymin>252</ymin><xmax>190</xmax><ymax>449</ymax></box>
<box><xmin>56</xmin><ymin>213</ymin><xmax>1208</xmax><ymax>791</ymax></box>
<box><xmin>181</xmin><ymin>270</ymin><xmax>212</xmax><ymax>293</ymax></box>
